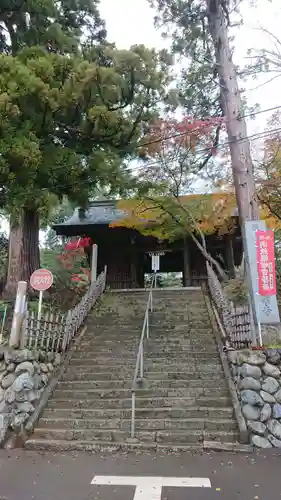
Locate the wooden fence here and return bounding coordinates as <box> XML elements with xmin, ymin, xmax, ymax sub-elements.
<box><xmin>22</xmin><ymin>268</ymin><xmax>107</xmax><ymax>352</ymax></box>
<box><xmin>206</xmin><ymin>262</ymin><xmax>252</xmax><ymax>348</ymax></box>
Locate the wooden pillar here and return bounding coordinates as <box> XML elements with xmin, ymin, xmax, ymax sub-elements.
<box><xmin>183</xmin><ymin>236</ymin><xmax>191</xmax><ymax>286</ymax></box>
<box><xmin>130</xmin><ymin>235</ymin><xmax>137</xmax><ymax>288</ymax></box>
<box><xmin>225</xmin><ymin>235</ymin><xmax>235</xmax><ymax>279</ymax></box>
<box><xmin>136</xmin><ymin>253</ymin><xmax>145</xmax><ymax>288</ymax></box>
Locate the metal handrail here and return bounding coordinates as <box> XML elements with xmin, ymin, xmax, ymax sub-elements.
<box><xmin>131</xmin><ymin>272</ymin><xmax>156</xmax><ymax>438</ymax></box>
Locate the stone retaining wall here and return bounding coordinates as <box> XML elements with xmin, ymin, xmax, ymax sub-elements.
<box><xmin>0</xmin><ymin>347</ymin><xmax>61</xmax><ymax>447</ymax></box>
<box><xmin>228</xmin><ymin>348</ymin><xmax>281</xmax><ymax>448</ymax></box>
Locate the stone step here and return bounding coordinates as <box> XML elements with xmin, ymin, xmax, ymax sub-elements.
<box><xmin>24</xmin><ymin>438</ymin><xmax>204</xmax><ymax>452</ymax></box>
<box><xmin>32</xmin><ymin>427</ymin><xmax>239</xmax><ymax>444</ymax></box>
<box><xmin>69</xmin><ymin>361</ymin><xmax>223</xmax><ymax>373</ymax></box>
<box><xmin>50</xmin><ymin>396</ymin><xmax>231</xmax><ymax>409</ymax></box>
<box><xmin>68</xmin><ymin>363</ymin><xmax>224</xmax><ymax>375</ymax></box>
<box><xmin>71</xmin><ymin>348</ymin><xmax>219</xmax><ymax>358</ymax></box>
<box><xmin>43</xmin><ymin>406</ymin><xmax>235</xmax><ymax>420</ymax></box>
<box><xmin>77</xmin><ymin>343</ymin><xmax>217</xmax><ymax>352</ymax></box>
<box><xmin>61</xmin><ymin>374</ymin><xmax>226</xmax><ymax>387</ymax></box>
<box><xmin>85</xmin><ymin>337</ymin><xmax>213</xmax><ymax>344</ymax></box>
<box><xmin>38</xmin><ymin>416</ymin><xmax>238</xmax><ymax>432</ymax></box>
<box><xmin>84</xmin><ymin>337</ymin><xmax>216</xmax><ymax>346</ymax></box>
<box><xmin>53</xmin><ymin>387</ymin><xmax>229</xmax><ymax>399</ymax></box>
<box><xmin>64</xmin><ymin>366</ymin><xmax>222</xmax><ymax>377</ymax></box>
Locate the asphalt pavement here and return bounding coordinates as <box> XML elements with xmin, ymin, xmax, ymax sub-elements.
<box><xmin>0</xmin><ymin>448</ymin><xmax>280</xmax><ymax>500</ymax></box>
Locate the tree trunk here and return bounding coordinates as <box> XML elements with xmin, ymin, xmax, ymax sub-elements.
<box><xmin>206</xmin><ymin>0</ymin><xmax>259</xmax><ymax>223</ymax></box>
<box><xmin>4</xmin><ymin>208</ymin><xmax>40</xmax><ymax>297</ymax></box>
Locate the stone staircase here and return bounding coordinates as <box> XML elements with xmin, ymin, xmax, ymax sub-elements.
<box><xmin>25</xmin><ymin>288</ymin><xmax>240</xmax><ymax>451</ymax></box>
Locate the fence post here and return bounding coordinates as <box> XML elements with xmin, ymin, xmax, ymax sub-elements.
<box><xmin>10</xmin><ymin>281</ymin><xmax>27</xmax><ymax>348</ymax></box>
<box><xmin>91</xmin><ymin>244</ymin><xmax>98</xmax><ymax>283</ymax></box>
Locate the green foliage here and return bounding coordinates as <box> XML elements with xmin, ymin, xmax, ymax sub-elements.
<box><xmin>0</xmin><ymin>0</ymin><xmax>107</xmax><ymax>56</ymax></box>
<box><xmin>0</xmin><ymin>44</ymin><xmax>171</xmax><ymax>214</ymax></box>
<box><xmin>0</xmin><ymin>232</ymin><xmax>8</xmax><ymax>283</ymax></box>
<box><xmin>150</xmin><ymin>0</ymin><xmax>220</xmax><ymax>118</ymax></box>
<box><xmin>223</xmin><ymin>278</ymin><xmax>248</xmax><ymax>305</ymax></box>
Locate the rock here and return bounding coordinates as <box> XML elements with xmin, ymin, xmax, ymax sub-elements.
<box><xmin>262</xmin><ymin>362</ymin><xmax>280</xmax><ymax>378</ymax></box>
<box><xmin>15</xmin><ymin>390</ymin><xmax>27</xmax><ymax>402</ymax></box>
<box><xmin>41</xmin><ymin>374</ymin><xmax>48</xmax><ymax>386</ymax></box>
<box><xmin>6</xmin><ymin>363</ymin><xmax>16</xmax><ymax>373</ymax></box>
<box><xmin>242</xmin><ymin>404</ymin><xmax>261</xmax><ymax>420</ymax></box>
<box><xmin>240</xmin><ymin>364</ymin><xmax>261</xmax><ymax>380</ymax></box>
<box><xmin>260</xmin><ymin>391</ymin><xmax>276</xmax><ymax>404</ymax></box>
<box><xmin>33</xmin><ymin>362</ymin><xmax>40</xmax><ymax>373</ymax></box>
<box><xmin>4</xmin><ymin>348</ymin><xmax>36</xmax><ymax>364</ymax></box>
<box><xmin>11</xmin><ymin>373</ymin><xmax>34</xmax><ymax>392</ymax></box>
<box><xmin>39</xmin><ymin>351</ymin><xmax>47</xmax><ymax>362</ymax></box>
<box><xmin>265</xmin><ymin>349</ymin><xmax>281</xmax><ymax>365</ymax></box>
<box><xmin>40</xmin><ymin>363</ymin><xmax>48</xmax><ymax>374</ymax></box>
<box><xmin>260</xmin><ymin>403</ymin><xmax>272</xmax><ymax>422</ymax></box>
<box><xmin>268</xmin><ymin>434</ymin><xmax>281</xmax><ymax>448</ymax></box>
<box><xmin>227</xmin><ymin>351</ymin><xmax>238</xmax><ymax>364</ymax></box>
<box><xmin>0</xmin><ymin>415</ymin><xmax>9</xmax><ymax>443</ymax></box>
<box><xmin>1</xmin><ymin>373</ymin><xmax>16</xmax><ymax>389</ymax></box>
<box><xmin>260</xmin><ymin>390</ymin><xmax>276</xmax><ymax>404</ymax></box>
<box><xmin>47</xmin><ymin>363</ymin><xmax>54</xmax><ymax>372</ymax></box>
<box><xmin>248</xmin><ymin>420</ymin><xmax>266</xmax><ymax>436</ymax></box>
<box><xmin>251</xmin><ymin>435</ymin><xmax>272</xmax><ymax>448</ymax></box>
<box><xmin>240</xmin><ymin>390</ymin><xmax>264</xmax><ymax>406</ymax></box>
<box><xmin>16</xmin><ymin>402</ymin><xmax>35</xmax><ymax>414</ymax></box>
<box><xmin>0</xmin><ymin>387</ymin><xmax>4</xmax><ymax>403</ymax></box>
<box><xmin>11</xmin><ymin>412</ymin><xmax>29</xmax><ymax>430</ymax></box>
<box><xmin>273</xmin><ymin>403</ymin><xmax>281</xmax><ymax>419</ymax></box>
<box><xmin>4</xmin><ymin>388</ymin><xmax>15</xmax><ymax>404</ymax></box>
<box><xmin>0</xmin><ymin>400</ymin><xmax>10</xmax><ymax>413</ymax></box>
<box><xmin>262</xmin><ymin>377</ymin><xmax>280</xmax><ymax>394</ymax></box>
<box><xmin>33</xmin><ymin>374</ymin><xmax>42</xmax><ymax>390</ymax></box>
<box><xmin>0</xmin><ymin>347</ymin><xmax>5</xmax><ymax>361</ymax></box>
<box><xmin>239</xmin><ymin>377</ymin><xmax>261</xmax><ymax>391</ymax></box>
<box><xmin>54</xmin><ymin>353</ymin><xmax>61</xmax><ymax>366</ymax></box>
<box><xmin>238</xmin><ymin>350</ymin><xmax>266</xmax><ymax>366</ymax></box>
<box><xmin>274</xmin><ymin>389</ymin><xmax>281</xmax><ymax>404</ymax></box>
<box><xmin>15</xmin><ymin>361</ymin><xmax>35</xmax><ymax>376</ymax></box>
<box><xmin>231</xmin><ymin>365</ymin><xmax>238</xmax><ymax>378</ymax></box>
<box><xmin>0</xmin><ymin>361</ymin><xmax>6</xmax><ymax>372</ymax></box>
<box><xmin>267</xmin><ymin>419</ymin><xmax>281</xmax><ymax>440</ymax></box>
<box><xmin>27</xmin><ymin>390</ymin><xmax>38</xmax><ymax>402</ymax></box>
<box><xmin>47</xmin><ymin>352</ymin><xmax>55</xmax><ymax>363</ymax></box>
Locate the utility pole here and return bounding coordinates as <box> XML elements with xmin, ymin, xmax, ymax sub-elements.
<box><xmin>205</xmin><ymin>0</ymin><xmax>259</xmax><ymax>223</ymax></box>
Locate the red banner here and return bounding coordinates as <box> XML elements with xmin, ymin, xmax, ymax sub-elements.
<box><xmin>256</xmin><ymin>230</ymin><xmax>277</xmax><ymax>296</ymax></box>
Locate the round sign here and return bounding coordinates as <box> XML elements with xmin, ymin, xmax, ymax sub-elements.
<box><xmin>30</xmin><ymin>269</ymin><xmax>53</xmax><ymax>291</ymax></box>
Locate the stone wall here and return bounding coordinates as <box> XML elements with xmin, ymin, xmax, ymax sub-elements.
<box><xmin>228</xmin><ymin>348</ymin><xmax>281</xmax><ymax>448</ymax></box>
<box><xmin>0</xmin><ymin>347</ymin><xmax>61</xmax><ymax>447</ymax></box>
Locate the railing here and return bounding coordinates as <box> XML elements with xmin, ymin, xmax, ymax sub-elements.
<box><xmin>22</xmin><ymin>267</ymin><xmax>107</xmax><ymax>352</ymax></box>
<box><xmin>131</xmin><ymin>272</ymin><xmax>156</xmax><ymax>438</ymax></box>
<box><xmin>206</xmin><ymin>262</ymin><xmax>252</xmax><ymax>348</ymax></box>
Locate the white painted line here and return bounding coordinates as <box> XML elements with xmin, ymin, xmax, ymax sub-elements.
<box><xmin>134</xmin><ymin>485</ymin><xmax>162</xmax><ymax>500</ymax></box>
<box><xmin>92</xmin><ymin>476</ymin><xmax>211</xmax><ymax>487</ymax></box>
<box><xmin>91</xmin><ymin>475</ymin><xmax>211</xmax><ymax>500</ymax></box>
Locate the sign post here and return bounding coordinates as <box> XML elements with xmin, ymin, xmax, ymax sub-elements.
<box><xmin>149</xmin><ymin>252</ymin><xmax>165</xmax><ymax>273</ymax></box>
<box><xmin>244</xmin><ymin>222</ymin><xmax>280</xmax><ymax>346</ymax></box>
<box><xmin>30</xmin><ymin>269</ymin><xmax>53</xmax><ymax>320</ymax></box>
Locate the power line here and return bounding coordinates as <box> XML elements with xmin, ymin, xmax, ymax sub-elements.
<box><xmin>41</xmin><ymin>125</ymin><xmax>281</xmax><ymax>192</ymax></box>
<box><xmin>3</xmin><ymin>104</ymin><xmax>281</xmax><ymax>196</ymax></box>
<box><xmin>25</xmin><ymin>103</ymin><xmax>281</xmax><ymax>180</ymax></box>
